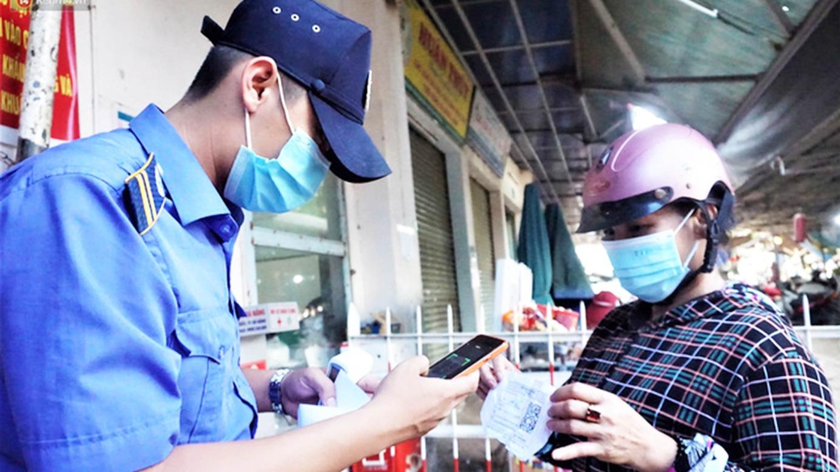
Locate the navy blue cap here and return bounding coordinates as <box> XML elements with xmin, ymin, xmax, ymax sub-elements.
<box><xmin>202</xmin><ymin>0</ymin><xmax>391</xmax><ymax>183</ymax></box>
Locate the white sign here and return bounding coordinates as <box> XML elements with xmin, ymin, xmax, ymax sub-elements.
<box><xmin>467</xmin><ymin>91</ymin><xmax>512</xmax><ymax>177</ymax></box>
<box><xmin>239</xmin><ymin>302</ymin><xmax>301</xmax><ymax>337</ymax></box>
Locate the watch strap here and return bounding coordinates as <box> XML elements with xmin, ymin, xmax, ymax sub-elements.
<box><xmin>268</xmin><ymin>369</ymin><xmax>292</xmax><ymax>415</ymax></box>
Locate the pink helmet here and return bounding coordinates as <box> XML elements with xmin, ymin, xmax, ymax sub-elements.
<box><xmin>577</xmin><ymin>124</ymin><xmax>734</xmax><ymax>234</ymax></box>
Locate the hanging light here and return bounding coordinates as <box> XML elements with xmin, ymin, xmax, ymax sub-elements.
<box><xmin>672</xmin><ymin>0</ymin><xmax>719</xmax><ymax>18</ymax></box>
<box><xmin>628</xmin><ymin>104</ymin><xmax>667</xmax><ymax>131</ymax></box>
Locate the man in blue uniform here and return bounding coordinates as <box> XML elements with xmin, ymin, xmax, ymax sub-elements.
<box><xmin>0</xmin><ymin>1</ymin><xmax>478</xmax><ymax>470</ymax></box>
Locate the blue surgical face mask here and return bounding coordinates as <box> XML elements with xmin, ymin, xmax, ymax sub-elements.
<box><xmin>223</xmin><ymin>80</ymin><xmax>329</xmax><ymax>213</ymax></box>
<box><xmin>602</xmin><ymin>211</ymin><xmax>701</xmax><ymax>304</ymax></box>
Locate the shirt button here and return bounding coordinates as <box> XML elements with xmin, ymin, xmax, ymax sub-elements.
<box><xmin>219</xmin><ymin>346</ymin><xmax>227</xmax><ymax>358</ymax></box>
<box><xmin>221</xmin><ymin>224</ymin><xmax>232</xmax><ymax>235</ymax></box>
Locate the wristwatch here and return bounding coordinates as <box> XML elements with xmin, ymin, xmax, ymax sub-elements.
<box><xmin>268</xmin><ymin>369</ymin><xmax>292</xmax><ymax>415</ymax></box>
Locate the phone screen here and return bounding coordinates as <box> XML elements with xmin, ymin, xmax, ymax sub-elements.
<box><xmin>427</xmin><ymin>335</ymin><xmax>507</xmax><ymax>379</ymax></box>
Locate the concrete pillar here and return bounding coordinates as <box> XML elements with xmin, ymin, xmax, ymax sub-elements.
<box><xmin>489</xmin><ymin>190</ymin><xmax>510</xmax><ymax>260</ymax></box>
<box><xmin>323</xmin><ymin>0</ymin><xmax>424</xmax><ymax>329</ymax></box>
<box><xmin>447</xmin><ymin>146</ymin><xmax>480</xmax><ymax>332</ymax></box>
<box><xmin>15</xmin><ymin>4</ymin><xmax>63</xmax><ymax>163</ymax></box>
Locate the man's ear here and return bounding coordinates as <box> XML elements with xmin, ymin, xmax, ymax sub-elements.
<box><xmin>240</xmin><ymin>56</ymin><xmax>279</xmax><ymax>114</ymax></box>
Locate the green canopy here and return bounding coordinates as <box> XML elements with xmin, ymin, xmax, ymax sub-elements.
<box><xmin>517</xmin><ymin>184</ymin><xmax>553</xmax><ymax>305</ymax></box>
<box><xmin>545</xmin><ymin>203</ymin><xmax>594</xmax><ymax>300</ymax></box>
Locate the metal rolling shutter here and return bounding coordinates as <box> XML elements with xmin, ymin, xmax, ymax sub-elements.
<box><xmin>470</xmin><ymin>179</ymin><xmax>495</xmax><ymax>332</ymax></box>
<box><xmin>411</xmin><ymin>129</ymin><xmax>461</xmax><ymax>334</ymax></box>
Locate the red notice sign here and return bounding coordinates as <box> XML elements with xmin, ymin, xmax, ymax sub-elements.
<box><xmin>1</xmin><ymin>2</ymin><xmax>79</xmax><ymax>145</ymax></box>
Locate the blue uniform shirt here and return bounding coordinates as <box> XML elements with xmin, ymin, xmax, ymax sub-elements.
<box><xmin>0</xmin><ymin>105</ymin><xmax>259</xmax><ymax>471</ymax></box>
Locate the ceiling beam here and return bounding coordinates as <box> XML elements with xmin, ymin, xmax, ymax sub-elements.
<box><xmin>647</xmin><ymin>74</ymin><xmax>759</xmax><ymax>84</ymax></box>
<box><xmin>507</xmin><ymin>0</ymin><xmax>576</xmax><ymax>190</ymax></box>
<box><xmin>586</xmin><ymin>0</ymin><xmax>646</xmax><ymax>84</ymax></box>
<box><xmin>569</xmin><ymin>0</ymin><xmax>597</xmax><ymax>170</ymax></box>
<box><xmin>415</xmin><ymin>0</ymin><xmax>552</xmax><ymax>200</ymax></box>
<box><xmin>763</xmin><ymin>0</ymin><xmax>796</xmax><ymax>35</ymax></box>
<box><xmin>785</xmin><ymin>107</ymin><xmax>840</xmax><ymax>156</ymax></box>
<box><xmin>435</xmin><ymin>0</ymin><xmax>507</xmax><ymax>7</ymax></box>
<box><xmin>497</xmin><ymin>106</ymin><xmax>581</xmax><ymax>115</ymax></box>
<box><xmin>511</xmin><ymin>127</ymin><xmax>585</xmax><ymax>135</ymax></box>
<box><xmin>579</xmin><ymin>96</ymin><xmax>598</xmax><ymax>139</ymax></box>
<box><xmin>597</xmin><ymin>116</ymin><xmax>627</xmax><ymax>141</ymax></box>
<box><xmin>491</xmin><ymin>75</ymin><xmax>577</xmax><ymax>88</ymax></box>
<box><xmin>461</xmin><ymin>40</ymin><xmax>572</xmax><ymax>56</ymax></box>
<box><xmin>423</xmin><ymin>0</ymin><xmax>562</xmax><ymax>203</ymax></box>
<box><xmin>714</xmin><ymin>0</ymin><xmax>840</xmax><ymax>144</ymax></box>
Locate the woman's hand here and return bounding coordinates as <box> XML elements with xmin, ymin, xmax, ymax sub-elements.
<box><xmin>546</xmin><ymin>383</ymin><xmax>677</xmax><ymax>472</ymax></box>
<box><xmin>477</xmin><ymin>356</ymin><xmax>518</xmax><ymax>400</ymax></box>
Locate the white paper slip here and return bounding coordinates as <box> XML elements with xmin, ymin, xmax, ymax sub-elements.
<box><xmin>298</xmin><ymin>370</ymin><xmax>370</xmax><ymax>428</ymax></box>
<box><xmin>335</xmin><ymin>370</ymin><xmax>371</xmax><ymax>409</ymax></box>
<box><xmin>480</xmin><ymin>372</ymin><xmax>555</xmax><ymax>459</ymax></box>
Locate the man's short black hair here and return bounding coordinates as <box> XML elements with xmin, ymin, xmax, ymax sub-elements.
<box><xmin>184</xmin><ymin>45</ymin><xmax>305</xmax><ymax>103</ymax></box>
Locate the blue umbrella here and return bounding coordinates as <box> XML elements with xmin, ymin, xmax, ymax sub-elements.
<box><xmin>545</xmin><ymin>203</ymin><xmax>594</xmax><ymax>300</ymax></box>
<box><xmin>517</xmin><ymin>184</ymin><xmax>553</xmax><ymax>305</ymax></box>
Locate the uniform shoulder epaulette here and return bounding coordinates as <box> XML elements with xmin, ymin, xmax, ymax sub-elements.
<box><xmin>123</xmin><ymin>152</ymin><xmax>166</xmax><ymax>235</ymax></box>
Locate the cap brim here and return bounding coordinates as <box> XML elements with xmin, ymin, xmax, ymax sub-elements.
<box><xmin>310</xmin><ymin>92</ymin><xmax>391</xmax><ymax>183</ymax></box>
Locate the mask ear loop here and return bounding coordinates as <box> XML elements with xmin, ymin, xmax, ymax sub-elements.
<box><xmin>682</xmin><ymin>241</ymin><xmax>701</xmax><ymax>269</ymax></box>
<box><xmin>675</xmin><ymin>210</ymin><xmax>701</xmax><ymax>269</ymax></box>
<box><xmin>244</xmin><ymin>108</ymin><xmax>253</xmax><ymax>149</ymax></box>
<box><xmin>651</xmin><ymin>209</ymin><xmax>703</xmax><ymax>307</ymax></box>
<box><xmin>277</xmin><ymin>76</ymin><xmax>295</xmax><ymax>134</ymax></box>
<box><xmin>675</xmin><ymin>210</ymin><xmax>695</xmax><ymax>234</ymax></box>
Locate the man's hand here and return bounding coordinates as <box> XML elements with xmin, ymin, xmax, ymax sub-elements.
<box><xmin>477</xmin><ymin>356</ymin><xmax>518</xmax><ymax>400</ymax></box>
<box><xmin>546</xmin><ymin>383</ymin><xmax>677</xmax><ymax>472</ymax></box>
<box><xmin>366</xmin><ymin>356</ymin><xmax>479</xmax><ymax>442</ymax></box>
<box><xmin>280</xmin><ymin>368</ymin><xmax>337</xmax><ymax>418</ymax></box>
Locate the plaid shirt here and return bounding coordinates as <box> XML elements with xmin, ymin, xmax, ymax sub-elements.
<box><xmin>538</xmin><ymin>283</ymin><xmax>838</xmax><ymax>472</ymax></box>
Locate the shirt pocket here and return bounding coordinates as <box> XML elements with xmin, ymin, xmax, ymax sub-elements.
<box><xmin>171</xmin><ymin>307</ymin><xmax>233</xmax><ymax>443</ymax></box>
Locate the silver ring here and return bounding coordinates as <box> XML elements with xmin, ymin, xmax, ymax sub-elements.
<box><xmin>312</xmin><ymin>25</ymin><xmax>321</xmax><ymax>33</ymax></box>
<box><xmin>272</xmin><ymin>6</ymin><xmax>281</xmax><ymax>14</ymax></box>
<box><xmin>291</xmin><ymin>13</ymin><xmax>300</xmax><ymax>21</ymax></box>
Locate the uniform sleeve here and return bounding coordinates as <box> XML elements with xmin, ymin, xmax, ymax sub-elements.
<box><xmin>724</xmin><ymin>348</ymin><xmax>838</xmax><ymax>472</ymax></box>
<box><xmin>0</xmin><ymin>174</ymin><xmax>182</xmax><ymax>471</ymax></box>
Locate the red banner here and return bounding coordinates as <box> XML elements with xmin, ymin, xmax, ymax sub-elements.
<box><xmin>0</xmin><ymin>2</ymin><xmax>79</xmax><ymax>144</ymax></box>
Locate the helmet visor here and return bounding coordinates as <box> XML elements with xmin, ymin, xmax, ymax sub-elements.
<box><xmin>577</xmin><ymin>187</ymin><xmax>674</xmax><ymax>233</ymax></box>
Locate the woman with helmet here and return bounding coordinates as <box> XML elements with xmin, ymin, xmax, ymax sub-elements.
<box><xmin>478</xmin><ymin>124</ymin><xmax>837</xmax><ymax>472</ymax></box>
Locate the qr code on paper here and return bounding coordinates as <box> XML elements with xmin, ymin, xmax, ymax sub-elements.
<box><xmin>519</xmin><ymin>402</ymin><xmax>541</xmax><ymax>433</ymax></box>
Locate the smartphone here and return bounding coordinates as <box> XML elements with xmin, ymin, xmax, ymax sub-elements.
<box><xmin>427</xmin><ymin>335</ymin><xmax>509</xmax><ymax>379</ymax></box>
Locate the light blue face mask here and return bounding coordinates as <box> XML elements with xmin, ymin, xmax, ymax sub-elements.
<box><xmin>223</xmin><ymin>80</ymin><xmax>329</xmax><ymax>213</ymax></box>
<box><xmin>602</xmin><ymin>211</ymin><xmax>700</xmax><ymax>304</ymax></box>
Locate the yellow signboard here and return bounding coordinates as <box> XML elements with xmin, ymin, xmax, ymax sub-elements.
<box><xmin>402</xmin><ymin>0</ymin><xmax>474</xmax><ymax>140</ymax></box>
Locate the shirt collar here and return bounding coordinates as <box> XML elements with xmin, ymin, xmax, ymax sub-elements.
<box><xmin>129</xmin><ymin>104</ymin><xmax>231</xmax><ymax>227</ymax></box>
<box><xmin>627</xmin><ymin>283</ymin><xmax>766</xmax><ymax>330</ymax></box>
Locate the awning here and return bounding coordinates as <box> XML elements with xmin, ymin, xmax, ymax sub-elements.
<box><xmin>546</xmin><ymin>203</ymin><xmax>594</xmax><ymax>300</ymax></box>
<box><xmin>517</xmin><ymin>183</ymin><xmax>553</xmax><ymax>305</ymax></box>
